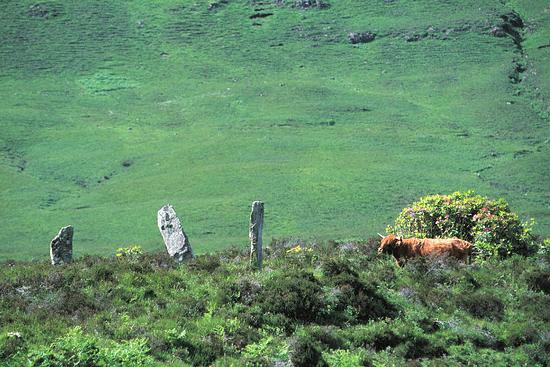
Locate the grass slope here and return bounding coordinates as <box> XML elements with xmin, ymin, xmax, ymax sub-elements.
<box><xmin>0</xmin><ymin>0</ymin><xmax>548</xmax><ymax>260</ymax></box>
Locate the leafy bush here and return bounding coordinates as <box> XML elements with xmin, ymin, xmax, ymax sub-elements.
<box><xmin>242</xmin><ymin>334</ymin><xmax>288</xmax><ymax>367</ymax></box>
<box><xmin>323</xmin><ymin>349</ymin><xmax>369</xmax><ymax>367</ymax></box>
<box><xmin>458</xmin><ymin>291</ymin><xmax>505</xmax><ymax>320</ymax></box>
<box><xmin>116</xmin><ymin>245</ymin><xmax>143</xmax><ymax>262</ymax></box>
<box><xmin>219</xmin><ymin>276</ymin><xmax>262</xmax><ymax>307</ymax></box>
<box><xmin>387</xmin><ymin>191</ymin><xmax>534</xmax><ymax>258</ymax></box>
<box><xmin>321</xmin><ymin>258</ymin><xmax>397</xmax><ymax>324</ymax></box>
<box><xmin>446</xmin><ymin>342</ymin><xmax>532</xmax><ymax>366</ymax></box>
<box><xmin>186</xmin><ymin>333</ymin><xmax>225</xmax><ymax>367</ymax></box>
<box><xmin>536</xmin><ymin>238</ymin><xmax>550</xmax><ymax>261</ymax></box>
<box><xmin>327</xmin><ymin>272</ymin><xmax>397</xmax><ymax>323</ymax></box>
<box><xmin>350</xmin><ymin>321</ymin><xmax>408</xmax><ymax>351</ymax></box>
<box><xmin>27</xmin><ymin>327</ymin><xmax>155</xmax><ymax>367</ymax></box>
<box><xmin>526</xmin><ymin>334</ymin><xmax>550</xmax><ymax>367</ymax></box>
<box><xmin>304</xmin><ymin>326</ymin><xmax>345</xmax><ymax>350</ymax></box>
<box><xmin>0</xmin><ymin>332</ymin><xmax>24</xmax><ymax>361</ymax></box>
<box><xmin>403</xmin><ymin>334</ymin><xmax>447</xmax><ymax>359</ymax></box>
<box><xmin>322</xmin><ymin>258</ymin><xmax>358</xmax><ymax>278</ymax></box>
<box><xmin>259</xmin><ymin>270</ymin><xmax>324</xmax><ymax>323</ymax></box>
<box><xmin>91</xmin><ymin>264</ymin><xmax>115</xmax><ymax>282</ymax></box>
<box><xmin>28</xmin><ymin>327</ymin><xmax>102</xmax><ymax>367</ymax></box>
<box><xmin>188</xmin><ymin>254</ymin><xmax>221</xmax><ymax>273</ymax></box>
<box><xmin>525</xmin><ymin>266</ymin><xmax>550</xmax><ymax>294</ymax></box>
<box><xmin>503</xmin><ymin>322</ymin><xmax>540</xmax><ymax>347</ymax></box>
<box><xmin>518</xmin><ymin>292</ymin><xmax>550</xmax><ymax>322</ymax></box>
<box><xmin>290</xmin><ymin>333</ymin><xmax>328</xmax><ymax>367</ymax></box>
<box><xmin>100</xmin><ymin>338</ymin><xmax>154</xmax><ymax>367</ymax></box>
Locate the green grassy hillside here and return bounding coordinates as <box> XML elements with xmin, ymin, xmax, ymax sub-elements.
<box><xmin>0</xmin><ymin>0</ymin><xmax>548</xmax><ymax>260</ymax></box>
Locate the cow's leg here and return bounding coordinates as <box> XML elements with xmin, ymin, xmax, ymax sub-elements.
<box><xmin>457</xmin><ymin>251</ymin><xmax>469</xmax><ymax>264</ymax></box>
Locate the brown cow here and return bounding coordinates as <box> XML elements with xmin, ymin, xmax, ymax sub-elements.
<box><xmin>377</xmin><ymin>234</ymin><xmax>473</xmax><ymax>267</ymax></box>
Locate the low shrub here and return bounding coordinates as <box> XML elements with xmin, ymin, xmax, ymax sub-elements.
<box><xmin>458</xmin><ymin>291</ymin><xmax>505</xmax><ymax>320</ymax></box>
<box><xmin>186</xmin><ymin>333</ymin><xmax>225</xmax><ymax>367</ymax></box>
<box><xmin>518</xmin><ymin>292</ymin><xmax>550</xmax><ymax>322</ymax></box>
<box><xmin>115</xmin><ymin>245</ymin><xmax>143</xmax><ymax>263</ymax></box>
<box><xmin>323</xmin><ymin>349</ymin><xmax>370</xmax><ymax>367</ymax></box>
<box><xmin>305</xmin><ymin>326</ymin><xmax>345</xmax><ymax>350</ymax></box>
<box><xmin>266</xmin><ymin>238</ymin><xmax>307</xmax><ymax>256</ymax></box>
<box><xmin>100</xmin><ymin>338</ymin><xmax>155</xmax><ymax>367</ymax></box>
<box><xmin>259</xmin><ymin>270</ymin><xmax>324</xmax><ymax>323</ymax></box>
<box><xmin>242</xmin><ymin>334</ymin><xmax>288</xmax><ymax>367</ymax></box>
<box><xmin>91</xmin><ymin>264</ymin><xmax>116</xmax><ymax>282</ymax></box>
<box><xmin>362</xmin><ymin>322</ymin><xmax>407</xmax><ymax>351</ymax></box>
<box><xmin>329</xmin><ymin>272</ymin><xmax>397</xmax><ymax>323</ymax></box>
<box><xmin>536</xmin><ymin>238</ymin><xmax>550</xmax><ymax>261</ymax></box>
<box><xmin>446</xmin><ymin>342</ymin><xmax>532</xmax><ymax>366</ymax></box>
<box><xmin>176</xmin><ymin>295</ymin><xmax>209</xmax><ymax>318</ymax></box>
<box><xmin>403</xmin><ymin>334</ymin><xmax>447</xmax><ymax>359</ymax></box>
<box><xmin>188</xmin><ymin>254</ymin><xmax>221</xmax><ymax>273</ymax></box>
<box><xmin>290</xmin><ymin>333</ymin><xmax>328</xmax><ymax>367</ymax></box>
<box><xmin>525</xmin><ymin>335</ymin><xmax>550</xmax><ymax>367</ymax></box>
<box><xmin>27</xmin><ymin>327</ymin><xmax>102</xmax><ymax>367</ymax></box>
<box><xmin>503</xmin><ymin>322</ymin><xmax>540</xmax><ymax>347</ymax></box>
<box><xmin>525</xmin><ymin>266</ymin><xmax>550</xmax><ymax>294</ymax></box>
<box><xmin>219</xmin><ymin>277</ymin><xmax>262</xmax><ymax>306</ymax></box>
<box><xmin>0</xmin><ymin>332</ymin><xmax>25</xmax><ymax>361</ymax></box>
<box><xmin>322</xmin><ymin>258</ymin><xmax>358</xmax><ymax>278</ymax></box>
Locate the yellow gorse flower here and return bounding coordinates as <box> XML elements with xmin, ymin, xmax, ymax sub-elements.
<box><xmin>286</xmin><ymin>245</ymin><xmax>313</xmax><ymax>254</ymax></box>
<box><xmin>286</xmin><ymin>245</ymin><xmax>302</xmax><ymax>254</ymax></box>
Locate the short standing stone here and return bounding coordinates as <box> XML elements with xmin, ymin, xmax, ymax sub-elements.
<box><xmin>249</xmin><ymin>201</ymin><xmax>264</xmax><ymax>270</ymax></box>
<box><xmin>50</xmin><ymin>225</ymin><xmax>73</xmax><ymax>265</ymax></box>
<box><xmin>157</xmin><ymin>204</ymin><xmax>193</xmax><ymax>262</ymax></box>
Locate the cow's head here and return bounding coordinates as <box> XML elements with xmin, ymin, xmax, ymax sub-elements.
<box><xmin>377</xmin><ymin>234</ymin><xmax>402</xmax><ymax>254</ymax></box>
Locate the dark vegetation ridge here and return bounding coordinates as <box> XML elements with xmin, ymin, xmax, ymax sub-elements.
<box><xmin>0</xmin><ymin>0</ymin><xmax>548</xmax><ymax>261</ymax></box>
<box><xmin>1</xmin><ymin>239</ymin><xmax>549</xmax><ymax>366</ymax></box>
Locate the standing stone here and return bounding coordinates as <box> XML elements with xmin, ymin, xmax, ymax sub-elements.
<box><xmin>249</xmin><ymin>201</ymin><xmax>264</xmax><ymax>270</ymax></box>
<box><xmin>157</xmin><ymin>204</ymin><xmax>193</xmax><ymax>262</ymax></box>
<box><xmin>50</xmin><ymin>225</ymin><xmax>73</xmax><ymax>266</ymax></box>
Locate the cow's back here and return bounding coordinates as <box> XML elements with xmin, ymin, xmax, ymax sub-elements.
<box><xmin>421</xmin><ymin>238</ymin><xmax>454</xmax><ymax>255</ymax></box>
<box><xmin>389</xmin><ymin>237</ymin><xmax>473</xmax><ymax>264</ymax></box>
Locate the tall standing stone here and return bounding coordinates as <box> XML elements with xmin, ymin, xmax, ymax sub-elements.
<box><xmin>249</xmin><ymin>201</ymin><xmax>264</xmax><ymax>270</ymax></box>
<box><xmin>157</xmin><ymin>204</ymin><xmax>193</xmax><ymax>262</ymax></box>
<box><xmin>50</xmin><ymin>225</ymin><xmax>73</xmax><ymax>266</ymax></box>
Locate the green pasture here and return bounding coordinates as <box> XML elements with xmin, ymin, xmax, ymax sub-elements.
<box><xmin>0</xmin><ymin>0</ymin><xmax>548</xmax><ymax>260</ymax></box>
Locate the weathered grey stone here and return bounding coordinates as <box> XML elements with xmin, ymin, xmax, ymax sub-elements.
<box><xmin>348</xmin><ymin>32</ymin><xmax>376</xmax><ymax>44</ymax></box>
<box><xmin>50</xmin><ymin>225</ymin><xmax>73</xmax><ymax>265</ymax></box>
<box><xmin>294</xmin><ymin>0</ymin><xmax>329</xmax><ymax>9</ymax></box>
<box><xmin>157</xmin><ymin>204</ymin><xmax>193</xmax><ymax>262</ymax></box>
<box><xmin>249</xmin><ymin>201</ymin><xmax>264</xmax><ymax>270</ymax></box>
<box><xmin>491</xmin><ymin>26</ymin><xmax>507</xmax><ymax>37</ymax></box>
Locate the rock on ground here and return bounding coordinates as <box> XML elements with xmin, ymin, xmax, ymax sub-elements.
<box><xmin>348</xmin><ymin>32</ymin><xmax>376</xmax><ymax>44</ymax></box>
